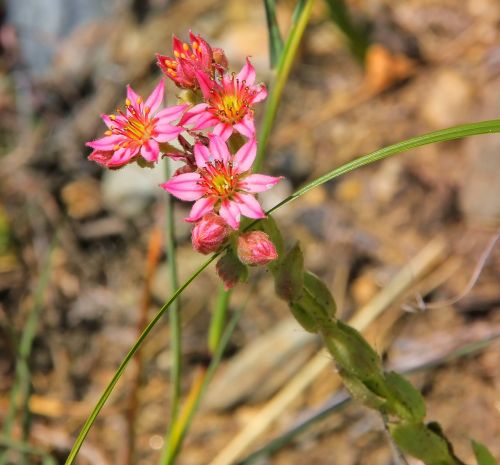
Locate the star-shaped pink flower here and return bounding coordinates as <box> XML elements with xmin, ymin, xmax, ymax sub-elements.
<box><xmin>86</xmin><ymin>80</ymin><xmax>186</xmax><ymax>168</ymax></box>
<box><xmin>161</xmin><ymin>135</ymin><xmax>281</xmax><ymax>229</ymax></box>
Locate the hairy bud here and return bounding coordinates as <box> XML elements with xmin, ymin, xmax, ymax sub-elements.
<box><xmin>192</xmin><ymin>213</ymin><xmax>231</xmax><ymax>254</ymax></box>
<box><xmin>237</xmin><ymin>231</ymin><xmax>278</xmax><ymax>266</ymax></box>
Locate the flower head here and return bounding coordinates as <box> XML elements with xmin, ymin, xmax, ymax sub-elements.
<box><xmin>87</xmin><ymin>80</ymin><xmax>186</xmax><ymax>168</ymax></box>
<box><xmin>181</xmin><ymin>58</ymin><xmax>267</xmax><ymax>140</ymax></box>
<box><xmin>237</xmin><ymin>231</ymin><xmax>278</xmax><ymax>265</ymax></box>
<box><xmin>157</xmin><ymin>31</ymin><xmax>222</xmax><ymax>90</ymax></box>
<box><xmin>192</xmin><ymin>213</ymin><xmax>231</xmax><ymax>254</ymax></box>
<box><xmin>161</xmin><ymin>135</ymin><xmax>281</xmax><ymax>229</ymax></box>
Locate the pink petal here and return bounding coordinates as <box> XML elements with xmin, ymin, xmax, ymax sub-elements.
<box><xmin>195</xmin><ymin>70</ymin><xmax>216</xmax><ymax>100</ymax></box>
<box><xmin>194</xmin><ymin>143</ymin><xmax>211</xmax><ymax>168</ymax></box>
<box><xmin>156</xmin><ymin>104</ymin><xmax>188</xmax><ymax>123</ymax></box>
<box><xmin>233</xmin><ymin>138</ymin><xmax>257</xmax><ymax>173</ymax></box>
<box><xmin>239</xmin><ymin>174</ymin><xmax>282</xmax><ymax>193</ymax></box>
<box><xmin>179</xmin><ymin>103</ymin><xmax>210</xmax><ymax>126</ymax></box>
<box><xmin>212</xmin><ymin>123</ymin><xmax>233</xmax><ymax>141</ymax></box>
<box><xmin>126</xmin><ymin>85</ymin><xmax>141</xmax><ymax>107</ymax></box>
<box><xmin>153</xmin><ymin>125</ymin><xmax>183</xmax><ymax>142</ymax></box>
<box><xmin>237</xmin><ymin>58</ymin><xmax>256</xmax><ymax>85</ymax></box>
<box><xmin>145</xmin><ymin>80</ymin><xmax>165</xmax><ymax>114</ymax></box>
<box><xmin>252</xmin><ymin>84</ymin><xmax>268</xmax><ymax>103</ymax></box>
<box><xmin>141</xmin><ymin>139</ymin><xmax>160</xmax><ymax>162</ymax></box>
<box><xmin>110</xmin><ymin>147</ymin><xmax>138</xmax><ymax>165</ymax></box>
<box><xmin>233</xmin><ymin>115</ymin><xmax>255</xmax><ymax>139</ymax></box>
<box><xmin>186</xmin><ymin>197</ymin><xmax>217</xmax><ymax>222</ymax></box>
<box><xmin>219</xmin><ymin>200</ymin><xmax>241</xmax><ymax>230</ymax></box>
<box><xmin>234</xmin><ymin>193</ymin><xmax>266</xmax><ymax>219</ymax></box>
<box><xmin>161</xmin><ymin>172</ymin><xmax>204</xmax><ymax>201</ymax></box>
<box><xmin>209</xmin><ymin>135</ymin><xmax>231</xmax><ymax>164</ymax></box>
<box><xmin>101</xmin><ymin>114</ymin><xmax>115</xmax><ymax>129</ymax></box>
<box><xmin>86</xmin><ymin>135</ymin><xmax>124</xmax><ymax>150</ymax></box>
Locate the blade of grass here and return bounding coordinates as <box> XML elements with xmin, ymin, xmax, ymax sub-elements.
<box><xmin>263</xmin><ymin>0</ymin><xmax>284</xmax><ymax>68</ymax></box>
<box><xmin>0</xmin><ymin>238</ymin><xmax>56</xmax><ymax>465</ymax></box>
<box><xmin>65</xmin><ymin>118</ymin><xmax>500</xmax><ymax>465</ymax></box>
<box><xmin>208</xmin><ymin>286</ymin><xmax>232</xmax><ymax>354</ymax></box>
<box><xmin>323</xmin><ymin>0</ymin><xmax>370</xmax><ymax>63</ymax></box>
<box><xmin>237</xmin><ymin>333</ymin><xmax>500</xmax><ymax>464</ymax></box>
<box><xmin>255</xmin><ymin>0</ymin><xmax>314</xmax><ymax>171</ymax></box>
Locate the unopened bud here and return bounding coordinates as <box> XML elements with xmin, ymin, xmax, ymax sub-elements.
<box><xmin>212</xmin><ymin>48</ymin><xmax>228</xmax><ymax>69</ymax></box>
<box><xmin>192</xmin><ymin>213</ymin><xmax>231</xmax><ymax>254</ymax></box>
<box><xmin>237</xmin><ymin>231</ymin><xmax>278</xmax><ymax>266</ymax></box>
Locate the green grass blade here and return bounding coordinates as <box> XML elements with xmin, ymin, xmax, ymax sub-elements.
<box><xmin>263</xmin><ymin>0</ymin><xmax>284</xmax><ymax>68</ymax></box>
<box><xmin>267</xmin><ymin>120</ymin><xmax>500</xmax><ymax>215</ymax></box>
<box><xmin>323</xmin><ymin>0</ymin><xmax>370</xmax><ymax>62</ymax></box>
<box><xmin>64</xmin><ymin>254</ymin><xmax>218</xmax><ymax>465</ymax></box>
<box><xmin>65</xmin><ymin>118</ymin><xmax>500</xmax><ymax>464</ymax></box>
<box><xmin>208</xmin><ymin>286</ymin><xmax>232</xmax><ymax>354</ymax></box>
<box><xmin>255</xmin><ymin>0</ymin><xmax>314</xmax><ymax>171</ymax></box>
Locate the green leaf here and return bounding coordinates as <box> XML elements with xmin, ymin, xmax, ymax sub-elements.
<box><xmin>303</xmin><ymin>271</ymin><xmax>336</xmax><ymax>318</ymax></box>
<box><xmin>274</xmin><ymin>243</ymin><xmax>304</xmax><ymax>302</ymax></box>
<box><xmin>472</xmin><ymin>440</ymin><xmax>498</xmax><ymax>465</ymax></box>
<box><xmin>390</xmin><ymin>422</ymin><xmax>461</xmax><ymax>465</ymax></box>
<box><xmin>384</xmin><ymin>371</ymin><xmax>426</xmax><ymax>422</ymax></box>
<box><xmin>289</xmin><ymin>302</ymin><xmax>320</xmax><ymax>333</ymax></box>
<box><xmin>263</xmin><ymin>0</ymin><xmax>284</xmax><ymax>67</ymax></box>
<box><xmin>340</xmin><ymin>372</ymin><xmax>387</xmax><ymax>410</ymax></box>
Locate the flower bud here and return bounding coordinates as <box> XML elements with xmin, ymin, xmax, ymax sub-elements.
<box><xmin>237</xmin><ymin>231</ymin><xmax>278</xmax><ymax>266</ymax></box>
<box><xmin>192</xmin><ymin>213</ymin><xmax>231</xmax><ymax>254</ymax></box>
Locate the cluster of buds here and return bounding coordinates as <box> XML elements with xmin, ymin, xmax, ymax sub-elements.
<box><xmin>86</xmin><ymin>31</ymin><xmax>280</xmax><ymax>288</ymax></box>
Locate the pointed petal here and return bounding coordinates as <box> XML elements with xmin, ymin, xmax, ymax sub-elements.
<box><xmin>237</xmin><ymin>58</ymin><xmax>256</xmax><ymax>85</ymax></box>
<box><xmin>141</xmin><ymin>139</ymin><xmax>160</xmax><ymax>162</ymax></box>
<box><xmin>156</xmin><ymin>104</ymin><xmax>188</xmax><ymax>123</ymax></box>
<box><xmin>86</xmin><ymin>135</ymin><xmax>124</xmax><ymax>150</ymax></box>
<box><xmin>233</xmin><ymin>138</ymin><xmax>257</xmax><ymax>173</ymax></box>
<box><xmin>145</xmin><ymin>80</ymin><xmax>164</xmax><ymax>114</ymax></box>
<box><xmin>153</xmin><ymin>124</ymin><xmax>183</xmax><ymax>142</ymax></box>
<box><xmin>179</xmin><ymin>103</ymin><xmax>209</xmax><ymax>125</ymax></box>
<box><xmin>212</xmin><ymin>123</ymin><xmax>233</xmax><ymax>141</ymax></box>
<box><xmin>252</xmin><ymin>84</ymin><xmax>268</xmax><ymax>103</ymax></box>
<box><xmin>239</xmin><ymin>174</ymin><xmax>282</xmax><ymax>193</ymax></box>
<box><xmin>234</xmin><ymin>193</ymin><xmax>266</xmax><ymax>219</ymax></box>
<box><xmin>233</xmin><ymin>115</ymin><xmax>255</xmax><ymax>139</ymax></box>
<box><xmin>219</xmin><ymin>200</ymin><xmax>241</xmax><ymax>230</ymax></box>
<box><xmin>194</xmin><ymin>143</ymin><xmax>211</xmax><ymax>168</ymax></box>
<box><xmin>126</xmin><ymin>85</ymin><xmax>141</xmax><ymax>106</ymax></box>
<box><xmin>186</xmin><ymin>196</ymin><xmax>217</xmax><ymax>222</ymax></box>
<box><xmin>209</xmin><ymin>135</ymin><xmax>231</xmax><ymax>164</ymax></box>
<box><xmin>161</xmin><ymin>172</ymin><xmax>204</xmax><ymax>201</ymax></box>
<box><xmin>195</xmin><ymin>70</ymin><xmax>215</xmax><ymax>101</ymax></box>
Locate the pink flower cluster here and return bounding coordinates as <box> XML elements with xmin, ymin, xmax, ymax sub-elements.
<box><xmin>87</xmin><ymin>31</ymin><xmax>280</xmax><ymax>286</ymax></box>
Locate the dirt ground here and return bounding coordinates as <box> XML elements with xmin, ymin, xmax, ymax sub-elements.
<box><xmin>0</xmin><ymin>1</ymin><xmax>499</xmax><ymax>464</ymax></box>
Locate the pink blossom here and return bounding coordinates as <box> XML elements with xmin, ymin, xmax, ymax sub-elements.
<box><xmin>156</xmin><ymin>31</ymin><xmax>222</xmax><ymax>90</ymax></box>
<box><xmin>180</xmin><ymin>58</ymin><xmax>267</xmax><ymax>140</ymax></box>
<box><xmin>192</xmin><ymin>213</ymin><xmax>231</xmax><ymax>254</ymax></box>
<box><xmin>237</xmin><ymin>231</ymin><xmax>278</xmax><ymax>265</ymax></box>
<box><xmin>161</xmin><ymin>135</ymin><xmax>281</xmax><ymax>229</ymax></box>
<box><xmin>87</xmin><ymin>80</ymin><xmax>186</xmax><ymax>168</ymax></box>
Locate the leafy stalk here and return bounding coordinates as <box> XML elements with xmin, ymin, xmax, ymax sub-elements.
<box><xmin>65</xmin><ymin>119</ymin><xmax>500</xmax><ymax>465</ymax></box>
<box><xmin>263</xmin><ymin>0</ymin><xmax>284</xmax><ymax>68</ymax></box>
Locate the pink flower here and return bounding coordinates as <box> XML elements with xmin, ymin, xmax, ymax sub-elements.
<box><xmin>156</xmin><ymin>32</ymin><xmax>221</xmax><ymax>90</ymax></box>
<box><xmin>87</xmin><ymin>80</ymin><xmax>186</xmax><ymax>168</ymax></box>
<box><xmin>192</xmin><ymin>213</ymin><xmax>231</xmax><ymax>254</ymax></box>
<box><xmin>237</xmin><ymin>231</ymin><xmax>278</xmax><ymax>265</ymax></box>
<box><xmin>180</xmin><ymin>58</ymin><xmax>267</xmax><ymax>140</ymax></box>
<box><xmin>161</xmin><ymin>135</ymin><xmax>281</xmax><ymax>229</ymax></box>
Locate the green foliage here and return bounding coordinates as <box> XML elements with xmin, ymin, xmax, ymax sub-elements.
<box><xmin>472</xmin><ymin>441</ymin><xmax>498</xmax><ymax>465</ymax></box>
<box><xmin>274</xmin><ymin>243</ymin><xmax>304</xmax><ymax>302</ymax></box>
<box><xmin>263</xmin><ymin>0</ymin><xmax>284</xmax><ymax>67</ymax></box>
<box><xmin>390</xmin><ymin>422</ymin><xmax>463</xmax><ymax>465</ymax></box>
<box><xmin>384</xmin><ymin>371</ymin><xmax>426</xmax><ymax>422</ymax></box>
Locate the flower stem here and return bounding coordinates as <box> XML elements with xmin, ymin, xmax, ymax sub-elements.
<box><xmin>208</xmin><ymin>286</ymin><xmax>232</xmax><ymax>354</ymax></box>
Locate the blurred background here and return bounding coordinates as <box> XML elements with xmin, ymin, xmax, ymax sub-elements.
<box><xmin>0</xmin><ymin>0</ymin><xmax>499</xmax><ymax>464</ymax></box>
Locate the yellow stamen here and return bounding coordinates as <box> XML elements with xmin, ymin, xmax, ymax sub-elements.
<box><xmin>104</xmin><ymin>130</ymin><xmax>112</xmax><ymax>136</ymax></box>
<box><xmin>125</xmin><ymin>98</ymin><xmax>131</xmax><ymax>106</ymax></box>
<box><xmin>180</xmin><ymin>53</ymin><xmax>186</xmax><ymax>59</ymax></box>
<box><xmin>109</xmin><ymin>114</ymin><xmax>116</xmax><ymax>120</ymax></box>
<box><xmin>137</xmin><ymin>97</ymin><xmax>143</xmax><ymax>104</ymax></box>
<box><xmin>192</xmin><ymin>41</ymin><xmax>198</xmax><ymax>49</ymax></box>
<box><xmin>174</xmin><ymin>50</ymin><xmax>180</xmax><ymax>58</ymax></box>
<box><xmin>182</xmin><ymin>42</ymin><xmax>189</xmax><ymax>51</ymax></box>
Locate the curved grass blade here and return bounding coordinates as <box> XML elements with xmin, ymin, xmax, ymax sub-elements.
<box><xmin>65</xmin><ymin>118</ymin><xmax>500</xmax><ymax>465</ymax></box>
<box><xmin>263</xmin><ymin>0</ymin><xmax>284</xmax><ymax>67</ymax></box>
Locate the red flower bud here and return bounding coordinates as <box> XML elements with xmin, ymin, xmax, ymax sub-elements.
<box><xmin>191</xmin><ymin>213</ymin><xmax>231</xmax><ymax>255</ymax></box>
<box><xmin>237</xmin><ymin>231</ymin><xmax>278</xmax><ymax>266</ymax></box>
